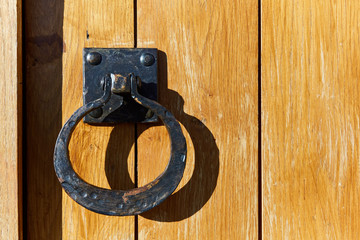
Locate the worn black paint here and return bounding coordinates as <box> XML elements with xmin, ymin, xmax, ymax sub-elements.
<box><xmin>54</xmin><ymin>75</ymin><xmax>187</xmax><ymax>216</ymax></box>
<box><xmin>83</xmin><ymin>48</ymin><xmax>158</xmax><ymax>124</ymax></box>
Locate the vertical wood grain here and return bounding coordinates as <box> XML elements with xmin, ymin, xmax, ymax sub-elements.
<box><xmin>262</xmin><ymin>0</ymin><xmax>360</xmax><ymax>238</ymax></box>
<box><xmin>137</xmin><ymin>1</ymin><xmax>259</xmax><ymax>239</ymax></box>
<box><xmin>62</xmin><ymin>1</ymin><xmax>135</xmax><ymax>239</ymax></box>
<box><xmin>0</xmin><ymin>0</ymin><xmax>22</xmax><ymax>239</ymax></box>
<box><xmin>25</xmin><ymin>0</ymin><xmax>64</xmax><ymax>239</ymax></box>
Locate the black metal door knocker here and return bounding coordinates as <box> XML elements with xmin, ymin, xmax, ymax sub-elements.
<box><xmin>54</xmin><ymin>49</ymin><xmax>187</xmax><ymax>216</ymax></box>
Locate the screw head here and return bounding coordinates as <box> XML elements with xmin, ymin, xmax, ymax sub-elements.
<box><xmin>140</xmin><ymin>53</ymin><xmax>155</xmax><ymax>66</ymax></box>
<box><xmin>86</xmin><ymin>52</ymin><xmax>102</xmax><ymax>65</ymax></box>
<box><xmin>89</xmin><ymin>108</ymin><xmax>103</xmax><ymax>118</ymax></box>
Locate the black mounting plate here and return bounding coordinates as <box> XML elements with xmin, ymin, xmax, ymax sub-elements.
<box><xmin>83</xmin><ymin>48</ymin><xmax>158</xmax><ymax>124</ymax></box>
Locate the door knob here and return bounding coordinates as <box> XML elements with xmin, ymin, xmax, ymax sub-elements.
<box><xmin>54</xmin><ymin>49</ymin><xmax>187</xmax><ymax>216</ymax></box>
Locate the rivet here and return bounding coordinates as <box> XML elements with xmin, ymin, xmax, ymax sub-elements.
<box><xmin>140</xmin><ymin>53</ymin><xmax>155</xmax><ymax>66</ymax></box>
<box><xmin>86</xmin><ymin>52</ymin><xmax>102</xmax><ymax>65</ymax></box>
<box><xmin>89</xmin><ymin>108</ymin><xmax>103</xmax><ymax>118</ymax></box>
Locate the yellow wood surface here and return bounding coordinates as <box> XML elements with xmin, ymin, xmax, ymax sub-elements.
<box><xmin>262</xmin><ymin>0</ymin><xmax>360</xmax><ymax>239</ymax></box>
<box><xmin>0</xmin><ymin>0</ymin><xmax>22</xmax><ymax>239</ymax></box>
<box><xmin>136</xmin><ymin>1</ymin><xmax>259</xmax><ymax>239</ymax></box>
<box><xmin>62</xmin><ymin>1</ymin><xmax>135</xmax><ymax>239</ymax></box>
<box><xmin>23</xmin><ymin>0</ymin><xmax>360</xmax><ymax>238</ymax></box>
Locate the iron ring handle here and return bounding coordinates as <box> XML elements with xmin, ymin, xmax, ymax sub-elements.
<box><xmin>54</xmin><ymin>74</ymin><xmax>187</xmax><ymax>216</ymax></box>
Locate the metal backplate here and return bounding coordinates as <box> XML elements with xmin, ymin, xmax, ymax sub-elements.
<box><xmin>83</xmin><ymin>48</ymin><xmax>158</xmax><ymax>124</ymax></box>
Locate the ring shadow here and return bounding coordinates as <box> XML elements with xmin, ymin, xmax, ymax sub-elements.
<box><xmin>104</xmin><ymin>51</ymin><xmax>219</xmax><ymax>221</ymax></box>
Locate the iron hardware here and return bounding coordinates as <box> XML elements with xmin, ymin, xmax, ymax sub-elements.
<box><xmin>83</xmin><ymin>48</ymin><xmax>158</xmax><ymax>124</ymax></box>
<box><xmin>54</xmin><ymin>49</ymin><xmax>187</xmax><ymax>216</ymax></box>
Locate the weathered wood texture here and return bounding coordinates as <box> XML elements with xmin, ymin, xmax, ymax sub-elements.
<box><xmin>62</xmin><ymin>1</ymin><xmax>135</xmax><ymax>239</ymax></box>
<box><xmin>262</xmin><ymin>0</ymin><xmax>360</xmax><ymax>239</ymax></box>
<box><xmin>0</xmin><ymin>0</ymin><xmax>22</xmax><ymax>239</ymax></box>
<box><xmin>137</xmin><ymin>1</ymin><xmax>259</xmax><ymax>239</ymax></box>
<box><xmin>25</xmin><ymin>0</ymin><xmax>64</xmax><ymax>239</ymax></box>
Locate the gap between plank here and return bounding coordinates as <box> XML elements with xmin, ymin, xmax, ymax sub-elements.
<box><xmin>134</xmin><ymin>2</ymin><xmax>139</xmax><ymax>240</ymax></box>
<box><xmin>258</xmin><ymin>0</ymin><xmax>262</xmax><ymax>239</ymax></box>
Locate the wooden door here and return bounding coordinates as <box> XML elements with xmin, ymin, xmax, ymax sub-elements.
<box><xmin>0</xmin><ymin>0</ymin><xmax>22</xmax><ymax>239</ymax></box>
<box><xmin>24</xmin><ymin>0</ymin><xmax>258</xmax><ymax>239</ymax></box>
<box><xmin>0</xmin><ymin>0</ymin><xmax>355</xmax><ymax>239</ymax></box>
<box><xmin>262</xmin><ymin>1</ymin><xmax>360</xmax><ymax>238</ymax></box>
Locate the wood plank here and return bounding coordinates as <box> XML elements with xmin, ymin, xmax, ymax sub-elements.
<box><xmin>137</xmin><ymin>1</ymin><xmax>259</xmax><ymax>239</ymax></box>
<box><xmin>62</xmin><ymin>1</ymin><xmax>135</xmax><ymax>239</ymax></box>
<box><xmin>0</xmin><ymin>0</ymin><xmax>22</xmax><ymax>239</ymax></box>
<box><xmin>24</xmin><ymin>0</ymin><xmax>64</xmax><ymax>239</ymax></box>
<box><xmin>262</xmin><ymin>0</ymin><xmax>360</xmax><ymax>238</ymax></box>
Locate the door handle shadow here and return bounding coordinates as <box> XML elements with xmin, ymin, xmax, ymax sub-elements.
<box><xmin>139</xmin><ymin>90</ymin><xmax>220</xmax><ymax>221</ymax></box>
<box><xmin>104</xmin><ymin>89</ymin><xmax>219</xmax><ymax>221</ymax></box>
<box><xmin>105</xmin><ymin>50</ymin><xmax>219</xmax><ymax>221</ymax></box>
